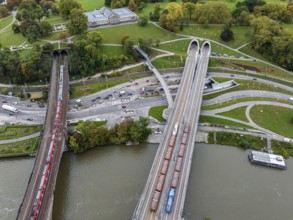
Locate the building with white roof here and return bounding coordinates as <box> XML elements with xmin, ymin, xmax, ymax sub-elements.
<box><xmin>84</xmin><ymin>7</ymin><xmax>138</xmax><ymax>27</ymax></box>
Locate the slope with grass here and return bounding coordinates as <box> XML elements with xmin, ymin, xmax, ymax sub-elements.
<box><xmin>0</xmin><ymin>15</ymin><xmax>13</xmax><ymax>30</ymax></box>
<box><xmin>0</xmin><ymin>137</ymin><xmax>40</xmax><ymax>156</ymax></box>
<box><xmin>148</xmin><ymin>105</ymin><xmax>167</xmax><ymax>122</ymax></box>
<box><xmin>199</xmin><ymin>115</ymin><xmax>253</xmax><ymax>129</ymax></box>
<box><xmin>92</xmin><ymin>23</ymin><xmax>181</xmax><ymax>44</ymax></box>
<box><xmin>250</xmin><ymin>105</ymin><xmax>293</xmax><ymax>138</ymax></box>
<box><xmin>217</xmin><ymin>106</ymin><xmax>249</xmax><ymax>122</ymax></box>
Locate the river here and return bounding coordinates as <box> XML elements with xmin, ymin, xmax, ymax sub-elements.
<box><xmin>1</xmin><ymin>143</ymin><xmax>293</xmax><ymax>220</ymax></box>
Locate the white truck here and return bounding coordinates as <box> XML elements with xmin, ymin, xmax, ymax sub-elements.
<box><xmin>119</xmin><ymin>91</ymin><xmax>126</xmax><ymax>95</ymax></box>
<box><xmin>2</xmin><ymin>104</ymin><xmax>19</xmax><ymax>113</ymax></box>
<box><xmin>288</xmin><ymin>97</ymin><xmax>293</xmax><ymax>101</ymax></box>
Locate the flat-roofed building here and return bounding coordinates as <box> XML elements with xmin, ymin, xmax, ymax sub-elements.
<box><xmin>85</xmin><ymin>7</ymin><xmax>138</xmax><ymax>27</ymax></box>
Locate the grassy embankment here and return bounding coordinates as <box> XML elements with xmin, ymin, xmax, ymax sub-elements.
<box><xmin>199</xmin><ymin>115</ymin><xmax>253</xmax><ymax>129</ymax></box>
<box><xmin>0</xmin><ymin>15</ymin><xmax>13</xmax><ymax>30</ymax></box>
<box><xmin>208</xmin><ymin>131</ymin><xmax>293</xmax><ymax>158</ymax></box>
<box><xmin>148</xmin><ymin>105</ymin><xmax>167</xmax><ymax>122</ymax></box>
<box><xmin>0</xmin><ymin>137</ymin><xmax>40</xmax><ymax>156</ymax></box>
<box><xmin>0</xmin><ymin>125</ymin><xmax>42</xmax><ymax>141</ymax></box>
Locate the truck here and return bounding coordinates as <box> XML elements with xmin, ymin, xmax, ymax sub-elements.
<box><xmin>2</xmin><ymin>104</ymin><xmax>19</xmax><ymax>113</ymax></box>
<box><xmin>288</xmin><ymin>97</ymin><xmax>293</xmax><ymax>101</ymax></box>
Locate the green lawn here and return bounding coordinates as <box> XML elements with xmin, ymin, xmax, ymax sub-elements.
<box><xmin>217</xmin><ymin>106</ymin><xmax>249</xmax><ymax>123</ymax></box>
<box><xmin>202</xmin><ymin>97</ymin><xmax>293</xmax><ymax>110</ymax></box>
<box><xmin>0</xmin><ymin>29</ymin><xmax>27</xmax><ymax>47</ymax></box>
<box><xmin>250</xmin><ymin>105</ymin><xmax>293</xmax><ymax>138</ymax></box>
<box><xmin>152</xmin><ymin>55</ymin><xmax>186</xmax><ymax>69</ymax></box>
<box><xmin>271</xmin><ymin>140</ymin><xmax>293</xmax><ymax>158</ymax></box>
<box><xmin>91</xmin><ymin>23</ymin><xmax>181</xmax><ymax>44</ymax></box>
<box><xmin>0</xmin><ymin>125</ymin><xmax>41</xmax><ymax>141</ymax></box>
<box><xmin>204</xmin><ymin>77</ymin><xmax>293</xmax><ymax>100</ymax></box>
<box><xmin>0</xmin><ymin>15</ymin><xmax>13</xmax><ymax>30</ymax></box>
<box><xmin>137</xmin><ymin>0</ymin><xmax>170</xmax><ymax>17</ymax></box>
<box><xmin>77</xmin><ymin>0</ymin><xmax>104</xmax><ymax>12</ymax></box>
<box><xmin>199</xmin><ymin>115</ymin><xmax>253</xmax><ymax>129</ymax></box>
<box><xmin>148</xmin><ymin>105</ymin><xmax>167</xmax><ymax>122</ymax></box>
<box><xmin>209</xmin><ymin>58</ymin><xmax>293</xmax><ymax>83</ymax></box>
<box><xmin>0</xmin><ymin>137</ymin><xmax>40</xmax><ymax>156</ymax></box>
<box><xmin>100</xmin><ymin>45</ymin><xmax>125</xmax><ymax>57</ymax></box>
<box><xmin>180</xmin><ymin>25</ymin><xmax>251</xmax><ymax>49</ymax></box>
<box><xmin>43</xmin><ymin>14</ymin><xmax>66</xmax><ymax>25</ymax></box>
<box><xmin>40</xmin><ymin>31</ymin><xmax>70</xmax><ymax>41</ymax></box>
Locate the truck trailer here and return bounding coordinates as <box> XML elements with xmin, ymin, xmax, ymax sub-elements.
<box><xmin>2</xmin><ymin>104</ymin><xmax>19</xmax><ymax>113</ymax></box>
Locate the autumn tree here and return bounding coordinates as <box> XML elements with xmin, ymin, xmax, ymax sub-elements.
<box><xmin>128</xmin><ymin>0</ymin><xmax>138</xmax><ymax>11</ymax></box>
<box><xmin>192</xmin><ymin>2</ymin><xmax>232</xmax><ymax>24</ymax></box>
<box><xmin>121</xmin><ymin>34</ymin><xmax>130</xmax><ymax>46</ymax></box>
<box><xmin>0</xmin><ymin>6</ymin><xmax>9</xmax><ymax>17</ymax></box>
<box><xmin>111</xmin><ymin>0</ymin><xmax>125</xmax><ymax>8</ymax></box>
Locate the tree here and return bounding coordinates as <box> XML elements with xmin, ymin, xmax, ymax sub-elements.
<box><xmin>236</xmin><ymin>0</ymin><xmax>266</xmax><ymax>13</ymax></box>
<box><xmin>235</xmin><ymin>10</ymin><xmax>252</xmax><ymax>25</ymax></box>
<box><xmin>232</xmin><ymin>5</ymin><xmax>248</xmax><ymax>19</ymax></box>
<box><xmin>111</xmin><ymin>0</ymin><xmax>125</xmax><ymax>8</ymax></box>
<box><xmin>220</xmin><ymin>24</ymin><xmax>234</xmax><ymax>41</ymax></box>
<box><xmin>12</xmin><ymin>23</ymin><xmax>21</xmax><ymax>33</ymax></box>
<box><xmin>128</xmin><ymin>0</ymin><xmax>137</xmax><ymax>12</ymax></box>
<box><xmin>121</xmin><ymin>34</ymin><xmax>130</xmax><ymax>46</ymax></box>
<box><xmin>192</xmin><ymin>2</ymin><xmax>232</xmax><ymax>24</ymax></box>
<box><xmin>138</xmin><ymin>15</ymin><xmax>148</xmax><ymax>26</ymax></box>
<box><xmin>59</xmin><ymin>0</ymin><xmax>82</xmax><ymax>19</ymax></box>
<box><xmin>59</xmin><ymin>32</ymin><xmax>68</xmax><ymax>41</ymax></box>
<box><xmin>149</xmin><ymin>3</ymin><xmax>161</xmax><ymax>21</ymax></box>
<box><xmin>105</xmin><ymin>0</ymin><xmax>112</xmax><ymax>7</ymax></box>
<box><xmin>124</xmin><ymin>39</ymin><xmax>135</xmax><ymax>56</ymax></box>
<box><xmin>67</xmin><ymin>8</ymin><xmax>88</xmax><ymax>35</ymax></box>
<box><xmin>1</xmin><ymin>88</ymin><xmax>8</xmax><ymax>95</ymax></box>
<box><xmin>39</xmin><ymin>21</ymin><xmax>53</xmax><ymax>37</ymax></box>
<box><xmin>0</xmin><ymin>6</ymin><xmax>9</xmax><ymax>17</ymax></box>
<box><xmin>183</xmin><ymin>2</ymin><xmax>195</xmax><ymax>20</ymax></box>
<box><xmin>138</xmin><ymin>38</ymin><xmax>153</xmax><ymax>55</ymax></box>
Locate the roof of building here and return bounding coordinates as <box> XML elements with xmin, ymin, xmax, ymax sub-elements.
<box><xmin>85</xmin><ymin>7</ymin><xmax>137</xmax><ymax>23</ymax></box>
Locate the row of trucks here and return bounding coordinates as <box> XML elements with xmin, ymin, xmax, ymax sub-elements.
<box><xmin>150</xmin><ymin>123</ymin><xmax>190</xmax><ymax>214</ymax></box>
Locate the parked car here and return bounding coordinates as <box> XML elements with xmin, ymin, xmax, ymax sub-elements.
<box><xmin>134</xmin><ymin>82</ymin><xmax>139</xmax><ymax>85</ymax></box>
<box><xmin>121</xmin><ymin>105</ymin><xmax>126</xmax><ymax>109</ymax></box>
<box><xmin>2</xmin><ymin>100</ymin><xmax>7</xmax><ymax>103</ymax></box>
<box><xmin>27</xmin><ymin>118</ymin><xmax>33</xmax><ymax>121</ymax></box>
<box><xmin>145</xmin><ymin>80</ymin><xmax>150</xmax><ymax>82</ymax></box>
<box><xmin>91</xmin><ymin>99</ymin><xmax>96</xmax><ymax>102</ymax></box>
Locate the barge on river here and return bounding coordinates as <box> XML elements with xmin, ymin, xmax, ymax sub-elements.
<box><xmin>248</xmin><ymin>150</ymin><xmax>286</xmax><ymax>170</ymax></box>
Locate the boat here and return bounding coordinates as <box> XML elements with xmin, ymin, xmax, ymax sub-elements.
<box><xmin>248</xmin><ymin>150</ymin><xmax>286</xmax><ymax>170</ymax></box>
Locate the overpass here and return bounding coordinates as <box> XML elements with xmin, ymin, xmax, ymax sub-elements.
<box><xmin>133</xmin><ymin>39</ymin><xmax>205</xmax><ymax>219</ymax></box>
<box><xmin>135</xmin><ymin>46</ymin><xmax>174</xmax><ymax>108</ymax></box>
<box><xmin>17</xmin><ymin>51</ymin><xmax>69</xmax><ymax>220</ymax></box>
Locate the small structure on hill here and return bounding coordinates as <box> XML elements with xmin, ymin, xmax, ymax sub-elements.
<box><xmin>85</xmin><ymin>7</ymin><xmax>138</xmax><ymax>27</ymax></box>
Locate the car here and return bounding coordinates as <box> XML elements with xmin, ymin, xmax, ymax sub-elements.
<box><xmin>27</xmin><ymin>118</ymin><xmax>33</xmax><ymax>121</ymax></box>
<box><xmin>253</xmin><ymin>78</ymin><xmax>257</xmax><ymax>81</ymax></box>
<box><xmin>230</xmin><ymin>74</ymin><xmax>234</xmax><ymax>77</ymax></box>
<box><xmin>96</xmin><ymin>96</ymin><xmax>101</xmax><ymax>99</ymax></box>
<box><xmin>128</xmin><ymin>93</ymin><xmax>133</xmax><ymax>96</ymax></box>
<box><xmin>108</xmin><ymin>94</ymin><xmax>113</xmax><ymax>97</ymax></box>
<box><xmin>9</xmin><ymin>113</ymin><xmax>14</xmax><ymax>116</ymax></box>
<box><xmin>134</xmin><ymin>82</ymin><xmax>139</xmax><ymax>85</ymax></box>
<box><xmin>38</xmin><ymin>104</ymin><xmax>45</xmax><ymax>108</ymax></box>
<box><xmin>145</xmin><ymin>80</ymin><xmax>150</xmax><ymax>82</ymax></box>
<box><xmin>121</xmin><ymin>105</ymin><xmax>126</xmax><ymax>108</ymax></box>
<box><xmin>127</xmin><ymin>85</ymin><xmax>131</xmax><ymax>87</ymax></box>
<box><xmin>27</xmin><ymin>104</ymin><xmax>31</xmax><ymax>107</ymax></box>
<box><xmin>211</xmin><ymin>52</ymin><xmax>217</xmax><ymax>56</ymax></box>
<box><xmin>165</xmin><ymin>76</ymin><xmax>170</xmax><ymax>78</ymax></box>
<box><xmin>104</xmin><ymin>97</ymin><xmax>109</xmax><ymax>100</ymax></box>
<box><xmin>140</xmin><ymin>91</ymin><xmax>144</xmax><ymax>95</ymax></box>
<box><xmin>2</xmin><ymin>100</ymin><xmax>7</xmax><ymax>103</ymax></box>
<box><xmin>91</xmin><ymin>99</ymin><xmax>96</xmax><ymax>102</ymax></box>
<box><xmin>218</xmin><ymin>53</ymin><xmax>221</xmax><ymax>57</ymax></box>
